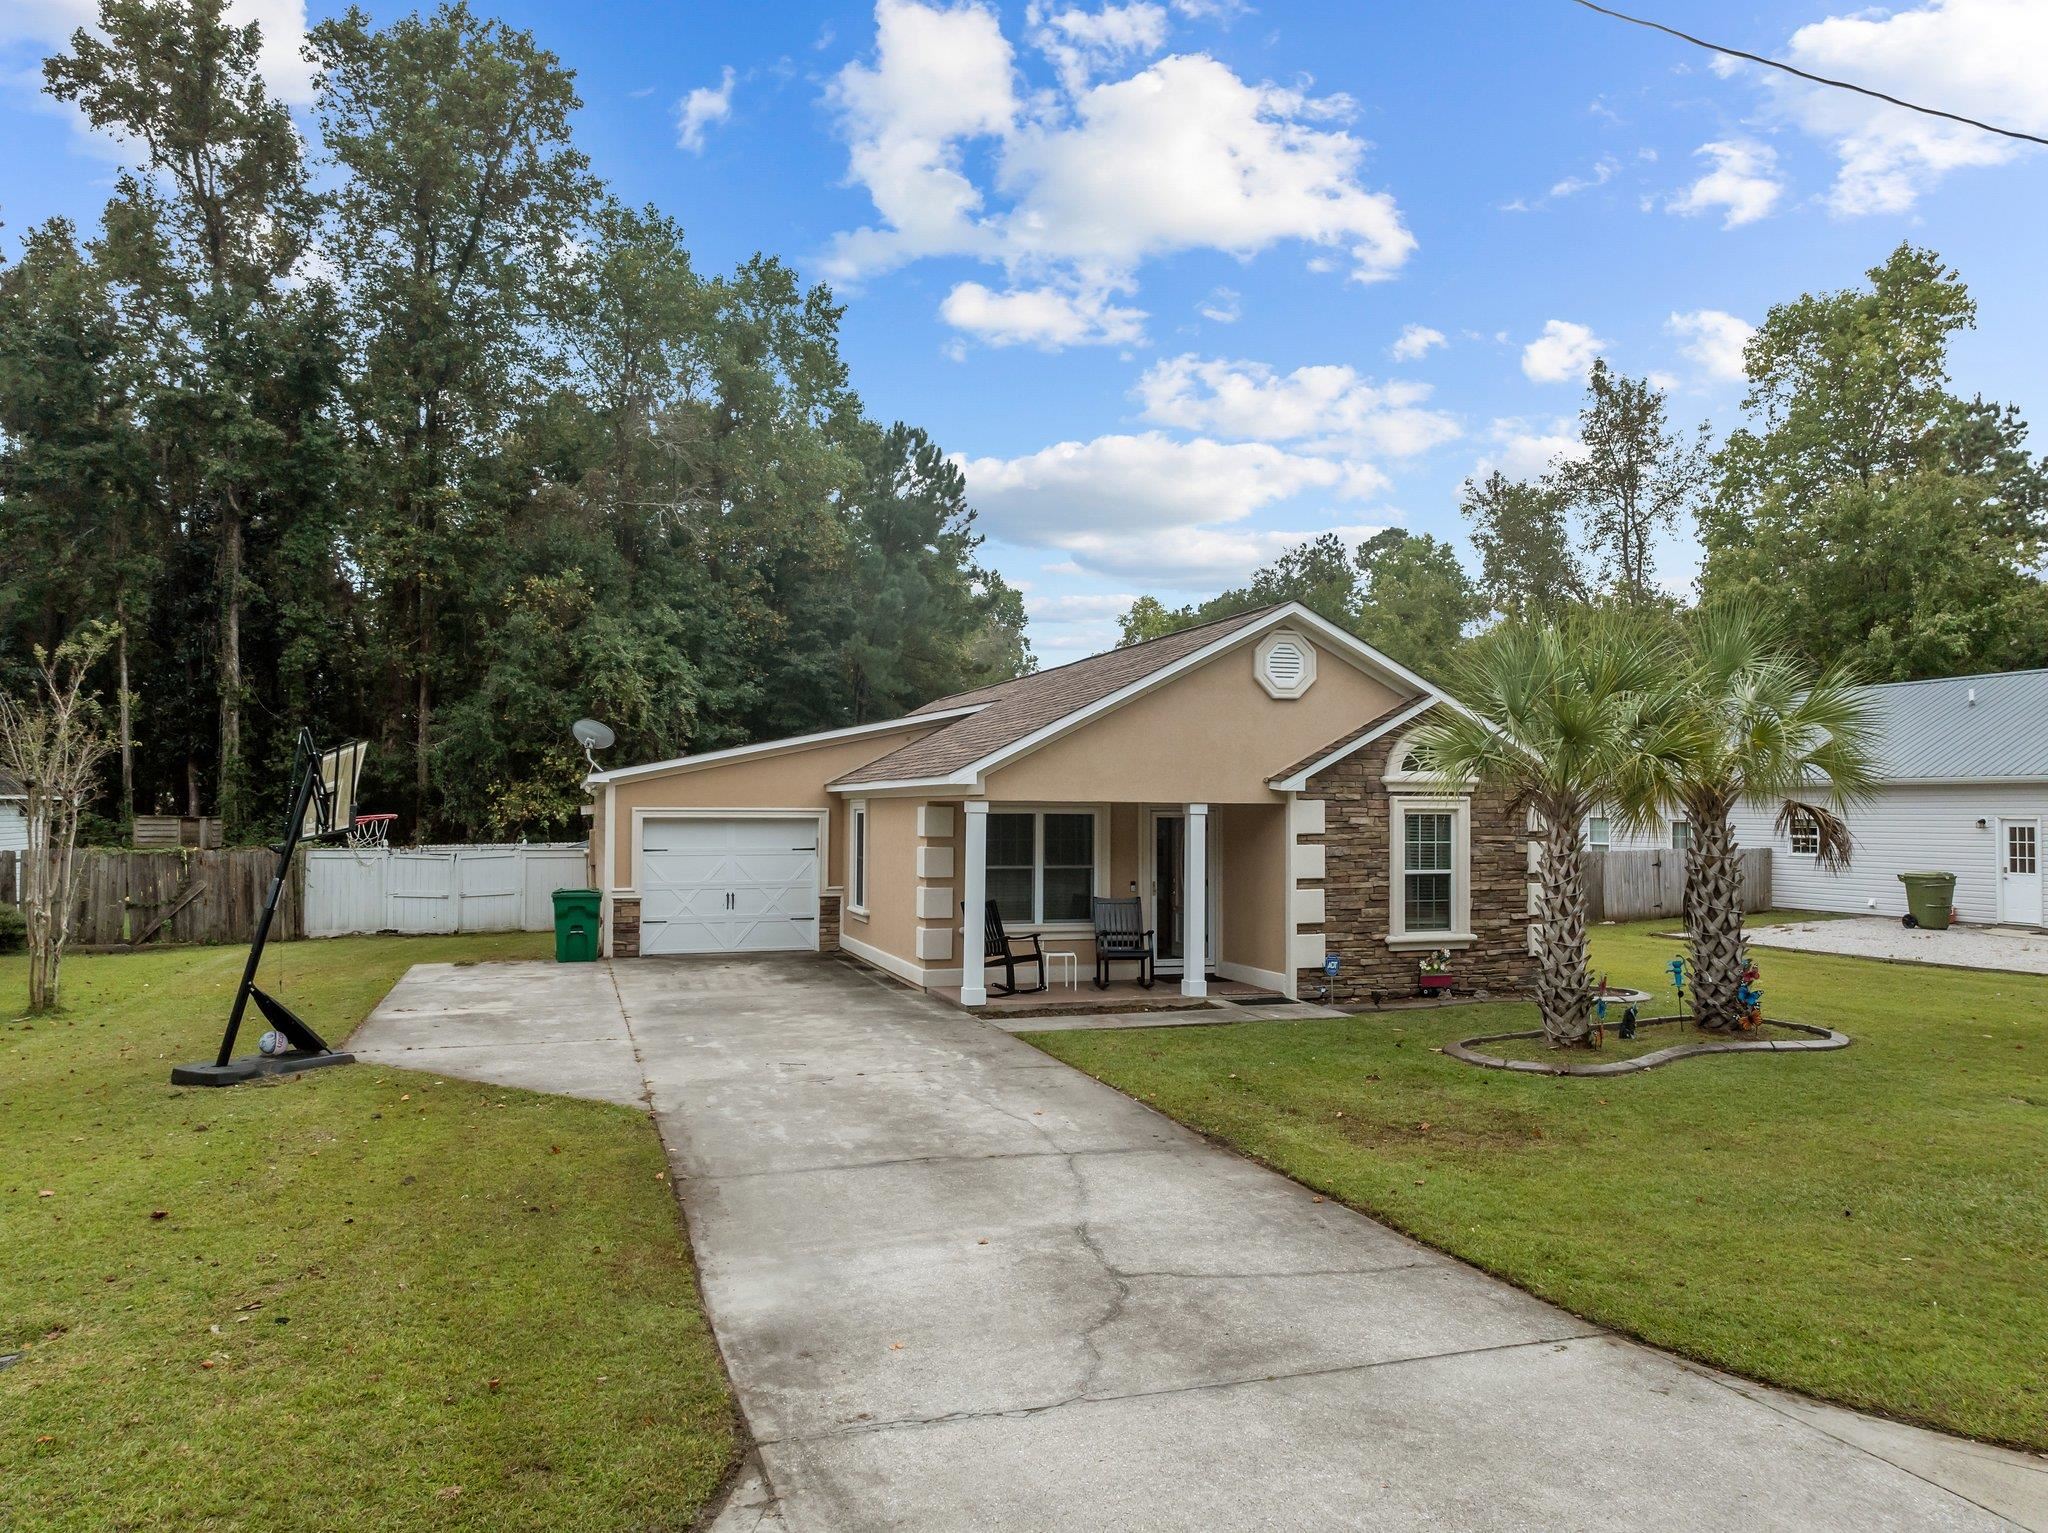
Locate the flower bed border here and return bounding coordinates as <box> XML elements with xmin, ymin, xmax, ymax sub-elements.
<box><xmin>1443</xmin><ymin>1014</ymin><xmax>1848</xmax><ymax>1076</ymax></box>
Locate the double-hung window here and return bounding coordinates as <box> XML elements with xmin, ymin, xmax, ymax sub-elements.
<box><xmin>1587</xmin><ymin>816</ymin><xmax>1611</xmax><ymax>850</ymax></box>
<box><xmin>849</xmin><ymin>802</ymin><xmax>869</xmax><ymax>913</ymax></box>
<box><xmin>1671</xmin><ymin>820</ymin><xmax>1691</xmax><ymax>853</ymax></box>
<box><xmin>986</xmin><ymin>810</ymin><xmax>1098</xmax><ymax>926</ymax></box>
<box><xmin>1789</xmin><ymin>815</ymin><xmax>1818</xmax><ymax>855</ymax></box>
<box><xmin>1402</xmin><ymin>810</ymin><xmax>1455</xmax><ymax>933</ymax></box>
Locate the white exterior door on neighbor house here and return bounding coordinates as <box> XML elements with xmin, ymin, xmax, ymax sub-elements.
<box><xmin>1998</xmin><ymin>818</ymin><xmax>2042</xmax><ymax>927</ymax></box>
<box><xmin>639</xmin><ymin>816</ymin><xmax>820</xmax><ymax>955</ymax></box>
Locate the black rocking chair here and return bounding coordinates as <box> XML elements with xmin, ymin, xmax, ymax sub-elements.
<box><xmin>979</xmin><ymin>899</ymin><xmax>1047</xmax><ymax>996</ymax></box>
<box><xmin>1091</xmin><ymin>896</ymin><xmax>1155</xmax><ymax>990</ymax></box>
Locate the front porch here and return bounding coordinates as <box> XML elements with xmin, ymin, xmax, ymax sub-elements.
<box><xmin>944</xmin><ymin>798</ymin><xmax>1297</xmax><ymax>1008</ymax></box>
<box><xmin>929</xmin><ymin>973</ymin><xmax>1287</xmax><ymax>1018</ymax></box>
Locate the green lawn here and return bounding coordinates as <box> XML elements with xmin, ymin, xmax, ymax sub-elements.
<box><xmin>1026</xmin><ymin>917</ymin><xmax>2048</xmax><ymax>1450</ymax></box>
<box><xmin>1</xmin><ymin>936</ymin><xmax>736</xmax><ymax>1532</ymax></box>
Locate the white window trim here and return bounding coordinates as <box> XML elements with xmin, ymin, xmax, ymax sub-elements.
<box><xmin>1671</xmin><ymin>819</ymin><xmax>1691</xmax><ymax>852</ymax></box>
<box><xmin>1788</xmin><ymin>814</ymin><xmax>1818</xmax><ymax>856</ymax></box>
<box><xmin>1388</xmin><ymin>794</ymin><xmax>1475</xmax><ymax>949</ymax></box>
<box><xmin>1586</xmin><ymin>815</ymin><xmax>1612</xmax><ymax>850</ymax></box>
<box><xmin>1381</xmin><ymin>728</ymin><xmax>1474</xmax><ymax>790</ymax></box>
<box><xmin>981</xmin><ymin>805</ymin><xmax>1110</xmax><ymax>933</ymax></box>
<box><xmin>848</xmin><ymin>800</ymin><xmax>869</xmax><ymax>917</ymax></box>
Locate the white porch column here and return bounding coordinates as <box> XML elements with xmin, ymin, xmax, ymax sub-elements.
<box><xmin>961</xmin><ymin>800</ymin><xmax>988</xmax><ymax>1006</ymax></box>
<box><xmin>1182</xmin><ymin>803</ymin><xmax>1208</xmax><ymax>998</ymax></box>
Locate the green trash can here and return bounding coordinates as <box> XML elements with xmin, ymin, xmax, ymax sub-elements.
<box><xmin>1896</xmin><ymin>871</ymin><xmax>1957</xmax><ymax>930</ymax></box>
<box><xmin>553</xmin><ymin>887</ymin><xmax>602</xmax><ymax>962</ymax></box>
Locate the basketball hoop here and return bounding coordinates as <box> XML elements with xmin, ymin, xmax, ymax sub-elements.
<box><xmin>348</xmin><ymin>812</ymin><xmax>396</xmax><ymax>850</ymax></box>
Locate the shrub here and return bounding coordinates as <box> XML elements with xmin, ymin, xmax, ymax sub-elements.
<box><xmin>0</xmin><ymin>903</ymin><xmax>25</xmax><ymax>955</ymax></box>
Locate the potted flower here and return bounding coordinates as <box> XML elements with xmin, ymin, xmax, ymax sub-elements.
<box><xmin>1417</xmin><ymin>948</ymin><xmax>1455</xmax><ymax>993</ymax></box>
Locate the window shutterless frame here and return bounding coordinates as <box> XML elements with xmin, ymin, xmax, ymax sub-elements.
<box><xmin>848</xmin><ymin>801</ymin><xmax>868</xmax><ymax>914</ymax></box>
<box><xmin>982</xmin><ymin>806</ymin><xmax>1107</xmax><ymax>928</ymax></box>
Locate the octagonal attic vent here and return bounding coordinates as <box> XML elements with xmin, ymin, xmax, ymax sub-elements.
<box><xmin>1254</xmin><ymin>630</ymin><xmax>1316</xmax><ymax>699</ymax></box>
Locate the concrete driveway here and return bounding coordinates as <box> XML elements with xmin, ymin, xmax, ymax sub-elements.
<box><xmin>355</xmin><ymin>955</ymin><xmax>2047</xmax><ymax>1532</ymax></box>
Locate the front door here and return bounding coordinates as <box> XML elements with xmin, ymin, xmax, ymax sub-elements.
<box><xmin>1146</xmin><ymin>809</ymin><xmax>1217</xmax><ymax>972</ymax></box>
<box><xmin>1999</xmin><ymin>818</ymin><xmax>2042</xmax><ymax>926</ymax></box>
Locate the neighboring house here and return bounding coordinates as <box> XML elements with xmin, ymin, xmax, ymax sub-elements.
<box><xmin>584</xmin><ymin>602</ymin><xmax>1535</xmax><ymax>1007</ymax></box>
<box><xmin>0</xmin><ymin>772</ymin><xmax>25</xmax><ymax>855</ymax></box>
<box><xmin>1583</xmin><ymin>804</ymin><xmax>1691</xmax><ymax>855</ymax></box>
<box><xmin>1730</xmin><ymin>668</ymin><xmax>2048</xmax><ymax>928</ymax></box>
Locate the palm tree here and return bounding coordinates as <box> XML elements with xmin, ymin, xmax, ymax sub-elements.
<box><xmin>1411</xmin><ymin>616</ymin><xmax>1661</xmax><ymax>1049</ymax></box>
<box><xmin>1619</xmin><ymin>605</ymin><xmax>1874</xmax><ymax>1032</ymax></box>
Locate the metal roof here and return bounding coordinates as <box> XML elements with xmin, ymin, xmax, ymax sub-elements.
<box><xmin>1856</xmin><ymin>668</ymin><xmax>2048</xmax><ymax>783</ymax></box>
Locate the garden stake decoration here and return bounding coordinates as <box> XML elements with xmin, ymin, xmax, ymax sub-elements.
<box><xmin>1619</xmin><ymin>1005</ymin><xmax>1639</xmax><ymax>1041</ymax></box>
<box><xmin>1668</xmin><ymin>956</ymin><xmax>1688</xmax><ymax>1021</ymax></box>
<box><xmin>1736</xmin><ymin>963</ymin><xmax>1763</xmax><ymax>1031</ymax></box>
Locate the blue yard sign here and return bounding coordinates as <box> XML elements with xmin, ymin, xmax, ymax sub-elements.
<box><xmin>1323</xmin><ymin>954</ymin><xmax>1340</xmax><ymax>977</ymax></box>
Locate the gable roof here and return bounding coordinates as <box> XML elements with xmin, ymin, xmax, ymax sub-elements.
<box><xmin>1266</xmin><ymin>696</ymin><xmax>1441</xmax><ymax>791</ymax></box>
<box><xmin>828</xmin><ymin>605</ymin><xmax>1285</xmax><ymax>789</ymax></box>
<box><xmin>581</xmin><ymin>706</ymin><xmax>985</xmax><ymax>787</ymax></box>
<box><xmin>1852</xmin><ymin>668</ymin><xmax>2048</xmax><ymax>783</ymax></box>
<box><xmin>832</xmin><ymin>602</ymin><xmax>1452</xmax><ymax>791</ymax></box>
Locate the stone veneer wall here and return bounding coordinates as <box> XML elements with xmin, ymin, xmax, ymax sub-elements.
<box><xmin>819</xmin><ymin>893</ymin><xmax>841</xmax><ymax>952</ymax></box>
<box><xmin>1295</xmin><ymin>728</ymin><xmax>1535</xmax><ymax>1006</ymax></box>
<box><xmin>611</xmin><ymin>896</ymin><xmax>640</xmax><ymax>959</ymax></box>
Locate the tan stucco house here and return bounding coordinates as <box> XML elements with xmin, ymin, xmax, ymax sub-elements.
<box><xmin>583</xmin><ymin>602</ymin><xmax>1534</xmax><ymax>1007</ymax></box>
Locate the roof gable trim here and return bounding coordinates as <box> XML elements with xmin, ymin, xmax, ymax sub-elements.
<box><xmin>584</xmin><ymin>706</ymin><xmax>987</xmax><ymax>787</ymax></box>
<box><xmin>829</xmin><ymin>603</ymin><xmax>1446</xmax><ymax>792</ymax></box>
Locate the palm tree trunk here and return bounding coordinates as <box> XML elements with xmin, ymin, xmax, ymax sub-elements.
<box><xmin>1535</xmin><ymin>815</ymin><xmax>1595</xmax><ymax>1046</ymax></box>
<box><xmin>1687</xmin><ymin>811</ymin><xmax>1751</xmax><ymax>1031</ymax></box>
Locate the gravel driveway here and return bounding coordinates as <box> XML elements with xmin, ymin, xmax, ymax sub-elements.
<box><xmin>1749</xmin><ymin>916</ymin><xmax>2048</xmax><ymax>975</ymax></box>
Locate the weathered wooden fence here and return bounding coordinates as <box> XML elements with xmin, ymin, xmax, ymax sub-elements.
<box><xmin>0</xmin><ymin>842</ymin><xmax>590</xmax><ymax>946</ymax></box>
<box><xmin>0</xmin><ymin>847</ymin><xmax>300</xmax><ymax>948</ymax></box>
<box><xmin>1586</xmin><ymin>847</ymin><xmax>1772</xmax><ymax>923</ymax></box>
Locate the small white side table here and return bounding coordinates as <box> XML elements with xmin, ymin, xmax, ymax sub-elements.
<box><xmin>1045</xmin><ymin>949</ymin><xmax>1079</xmax><ymax>990</ymax></box>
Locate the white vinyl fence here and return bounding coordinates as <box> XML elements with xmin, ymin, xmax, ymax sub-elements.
<box><xmin>303</xmin><ymin>843</ymin><xmax>588</xmax><ymax>937</ymax></box>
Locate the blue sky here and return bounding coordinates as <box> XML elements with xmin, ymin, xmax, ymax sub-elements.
<box><xmin>4</xmin><ymin>0</ymin><xmax>2046</xmax><ymax>663</ymax></box>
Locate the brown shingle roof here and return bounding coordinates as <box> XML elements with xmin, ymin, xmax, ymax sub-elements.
<box><xmin>831</xmin><ymin>604</ymin><xmax>1284</xmax><ymax>787</ymax></box>
<box><xmin>1267</xmin><ymin>700</ymin><xmax>1431</xmax><ymax>785</ymax></box>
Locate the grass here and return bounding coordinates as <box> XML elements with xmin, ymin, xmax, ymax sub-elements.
<box><xmin>1024</xmin><ymin>916</ymin><xmax>2048</xmax><ymax>1450</ymax></box>
<box><xmin>1</xmin><ymin>935</ymin><xmax>736</xmax><ymax>1532</ymax></box>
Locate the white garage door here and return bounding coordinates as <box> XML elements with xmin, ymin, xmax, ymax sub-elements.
<box><xmin>640</xmin><ymin>817</ymin><xmax>820</xmax><ymax>956</ymax></box>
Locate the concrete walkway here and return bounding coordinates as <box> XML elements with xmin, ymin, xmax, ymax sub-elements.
<box><xmin>1750</xmin><ymin>915</ymin><xmax>2048</xmax><ymax>976</ymax></box>
<box><xmin>354</xmin><ymin>956</ymin><xmax>2048</xmax><ymax>1532</ymax></box>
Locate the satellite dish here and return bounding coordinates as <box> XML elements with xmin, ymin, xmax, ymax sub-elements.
<box><xmin>572</xmin><ymin>718</ymin><xmax>615</xmax><ymax>771</ymax></box>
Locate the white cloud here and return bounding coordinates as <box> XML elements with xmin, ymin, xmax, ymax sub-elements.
<box><xmin>1549</xmin><ymin>153</ymin><xmax>1620</xmax><ymax>199</ymax></box>
<box><xmin>1135</xmin><ymin>353</ymin><xmax>1459</xmax><ymax>457</ymax></box>
<box><xmin>1051</xmin><ymin>521</ymin><xmax>1390</xmax><ymax>586</ymax></box>
<box><xmin>1198</xmin><ymin>285</ymin><xmax>1241</xmax><ymax>323</ymax></box>
<box><xmin>1028</xmin><ymin>2</ymin><xmax>1169</xmax><ymax>94</ymax></box>
<box><xmin>1772</xmin><ymin>0</ymin><xmax>2048</xmax><ymax>215</ymax></box>
<box><xmin>1667</xmin><ymin>139</ymin><xmax>1783</xmax><ymax>228</ymax></box>
<box><xmin>1469</xmin><ymin>418</ymin><xmax>1588</xmax><ymax>484</ymax></box>
<box><xmin>1389</xmin><ymin>323</ymin><xmax>1445</xmax><ymax>362</ymax></box>
<box><xmin>1666</xmin><ymin>308</ymin><xmax>1754</xmax><ymax>383</ymax></box>
<box><xmin>824</xmin><ymin>0</ymin><xmax>1414</xmax><ymax>329</ymax></box>
<box><xmin>1520</xmin><ymin>320</ymin><xmax>1604</xmax><ymax>384</ymax></box>
<box><xmin>2</xmin><ymin>0</ymin><xmax>312</xmax><ymax>103</ymax></box>
<box><xmin>825</xmin><ymin>0</ymin><xmax>1020</xmax><ymax>274</ymax></box>
<box><xmin>940</xmin><ymin>279</ymin><xmax>1146</xmax><ymax>346</ymax></box>
<box><xmin>676</xmin><ymin>66</ymin><xmax>737</xmax><ymax>153</ymax></box>
<box><xmin>955</xmin><ymin>431</ymin><xmax>1386</xmax><ymax>575</ymax></box>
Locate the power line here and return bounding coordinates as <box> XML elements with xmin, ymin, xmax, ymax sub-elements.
<box><xmin>1570</xmin><ymin>0</ymin><xmax>2048</xmax><ymax>149</ymax></box>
